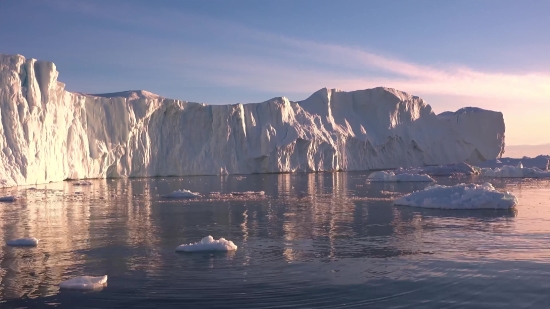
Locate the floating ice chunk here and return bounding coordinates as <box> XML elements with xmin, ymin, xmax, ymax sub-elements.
<box><xmin>0</xmin><ymin>196</ymin><xmax>18</xmax><ymax>202</ymax></box>
<box><xmin>395</xmin><ymin>162</ymin><xmax>480</xmax><ymax>176</ymax></box>
<box><xmin>230</xmin><ymin>191</ymin><xmax>265</xmax><ymax>196</ymax></box>
<box><xmin>162</xmin><ymin>189</ymin><xmax>200</xmax><ymax>198</ymax></box>
<box><xmin>6</xmin><ymin>237</ymin><xmax>39</xmax><ymax>246</ymax></box>
<box><xmin>367</xmin><ymin>171</ymin><xmax>435</xmax><ymax>182</ymax></box>
<box><xmin>394</xmin><ymin>183</ymin><xmax>517</xmax><ymax>209</ymax></box>
<box><xmin>59</xmin><ymin>275</ymin><xmax>108</xmax><ymax>290</ymax></box>
<box><xmin>73</xmin><ymin>180</ymin><xmax>92</xmax><ymax>186</ymax></box>
<box><xmin>175</xmin><ymin>236</ymin><xmax>238</xmax><ymax>252</ymax></box>
<box><xmin>480</xmin><ymin>163</ymin><xmax>550</xmax><ymax>178</ymax></box>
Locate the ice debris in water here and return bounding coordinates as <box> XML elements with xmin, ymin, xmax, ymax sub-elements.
<box><xmin>162</xmin><ymin>189</ymin><xmax>201</xmax><ymax>198</ymax></box>
<box><xmin>393</xmin><ymin>182</ymin><xmax>518</xmax><ymax>209</ymax></box>
<box><xmin>73</xmin><ymin>180</ymin><xmax>92</xmax><ymax>186</ymax></box>
<box><xmin>0</xmin><ymin>196</ymin><xmax>18</xmax><ymax>202</ymax></box>
<box><xmin>230</xmin><ymin>191</ymin><xmax>265</xmax><ymax>196</ymax></box>
<box><xmin>367</xmin><ymin>171</ymin><xmax>435</xmax><ymax>182</ymax></box>
<box><xmin>59</xmin><ymin>275</ymin><xmax>108</xmax><ymax>290</ymax></box>
<box><xmin>175</xmin><ymin>236</ymin><xmax>238</xmax><ymax>252</ymax></box>
<box><xmin>6</xmin><ymin>237</ymin><xmax>39</xmax><ymax>246</ymax></box>
<box><xmin>481</xmin><ymin>163</ymin><xmax>550</xmax><ymax>178</ymax></box>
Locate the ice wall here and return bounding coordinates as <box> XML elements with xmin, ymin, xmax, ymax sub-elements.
<box><xmin>0</xmin><ymin>54</ymin><xmax>506</xmax><ymax>187</ymax></box>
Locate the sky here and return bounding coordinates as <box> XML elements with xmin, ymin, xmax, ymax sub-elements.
<box><xmin>1</xmin><ymin>0</ymin><xmax>549</xmax><ymax>146</ymax></box>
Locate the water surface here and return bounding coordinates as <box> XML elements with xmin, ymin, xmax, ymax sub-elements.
<box><xmin>1</xmin><ymin>173</ymin><xmax>550</xmax><ymax>308</ymax></box>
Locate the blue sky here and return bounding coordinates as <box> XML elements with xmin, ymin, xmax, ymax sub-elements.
<box><xmin>1</xmin><ymin>0</ymin><xmax>549</xmax><ymax>145</ymax></box>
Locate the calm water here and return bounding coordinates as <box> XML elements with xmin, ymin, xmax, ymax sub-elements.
<box><xmin>1</xmin><ymin>173</ymin><xmax>550</xmax><ymax>308</ymax></box>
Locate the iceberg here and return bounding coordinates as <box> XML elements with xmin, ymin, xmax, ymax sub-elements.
<box><xmin>175</xmin><ymin>236</ymin><xmax>238</xmax><ymax>252</ymax></box>
<box><xmin>480</xmin><ymin>163</ymin><xmax>550</xmax><ymax>178</ymax></box>
<box><xmin>6</xmin><ymin>237</ymin><xmax>39</xmax><ymax>246</ymax></box>
<box><xmin>393</xmin><ymin>183</ymin><xmax>518</xmax><ymax>209</ymax></box>
<box><xmin>0</xmin><ymin>54</ymin><xmax>506</xmax><ymax>187</ymax></box>
<box><xmin>367</xmin><ymin>171</ymin><xmax>435</xmax><ymax>182</ymax></box>
<box><xmin>59</xmin><ymin>275</ymin><xmax>108</xmax><ymax>290</ymax></box>
<box><xmin>161</xmin><ymin>189</ymin><xmax>201</xmax><ymax>198</ymax></box>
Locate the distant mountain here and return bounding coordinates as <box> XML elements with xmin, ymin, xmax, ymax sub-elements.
<box><xmin>504</xmin><ymin>144</ymin><xmax>550</xmax><ymax>158</ymax></box>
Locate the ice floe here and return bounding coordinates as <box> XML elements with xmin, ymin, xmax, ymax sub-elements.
<box><xmin>175</xmin><ymin>236</ymin><xmax>238</xmax><ymax>252</ymax></box>
<box><xmin>0</xmin><ymin>195</ymin><xmax>18</xmax><ymax>202</ymax></box>
<box><xmin>367</xmin><ymin>171</ymin><xmax>435</xmax><ymax>182</ymax></box>
<box><xmin>477</xmin><ymin>155</ymin><xmax>549</xmax><ymax>170</ymax></box>
<box><xmin>6</xmin><ymin>237</ymin><xmax>39</xmax><ymax>246</ymax></box>
<box><xmin>395</xmin><ymin>162</ymin><xmax>480</xmax><ymax>176</ymax></box>
<box><xmin>161</xmin><ymin>189</ymin><xmax>201</xmax><ymax>198</ymax></box>
<box><xmin>393</xmin><ymin>183</ymin><xmax>518</xmax><ymax>209</ymax></box>
<box><xmin>230</xmin><ymin>191</ymin><xmax>265</xmax><ymax>196</ymax></box>
<box><xmin>480</xmin><ymin>163</ymin><xmax>550</xmax><ymax>178</ymax></box>
<box><xmin>59</xmin><ymin>275</ymin><xmax>108</xmax><ymax>290</ymax></box>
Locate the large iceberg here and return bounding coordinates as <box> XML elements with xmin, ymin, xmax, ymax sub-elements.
<box><xmin>0</xmin><ymin>54</ymin><xmax>505</xmax><ymax>187</ymax></box>
<box><xmin>393</xmin><ymin>183</ymin><xmax>518</xmax><ymax>209</ymax></box>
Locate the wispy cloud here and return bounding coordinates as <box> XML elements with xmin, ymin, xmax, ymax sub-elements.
<box><xmin>44</xmin><ymin>0</ymin><xmax>550</xmax><ymax>104</ymax></box>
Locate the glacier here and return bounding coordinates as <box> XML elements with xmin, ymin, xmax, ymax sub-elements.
<box><xmin>0</xmin><ymin>54</ymin><xmax>505</xmax><ymax>187</ymax></box>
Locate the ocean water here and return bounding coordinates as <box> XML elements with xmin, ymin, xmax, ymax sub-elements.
<box><xmin>1</xmin><ymin>173</ymin><xmax>550</xmax><ymax>308</ymax></box>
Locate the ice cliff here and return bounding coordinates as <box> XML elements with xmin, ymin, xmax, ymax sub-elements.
<box><xmin>0</xmin><ymin>54</ymin><xmax>505</xmax><ymax>187</ymax></box>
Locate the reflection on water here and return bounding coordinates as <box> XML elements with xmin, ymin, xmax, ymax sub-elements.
<box><xmin>0</xmin><ymin>174</ymin><xmax>549</xmax><ymax>308</ymax></box>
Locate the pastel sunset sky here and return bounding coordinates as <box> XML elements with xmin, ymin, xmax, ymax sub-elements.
<box><xmin>1</xmin><ymin>0</ymin><xmax>548</xmax><ymax>146</ymax></box>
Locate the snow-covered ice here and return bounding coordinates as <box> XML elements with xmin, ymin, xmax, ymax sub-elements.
<box><xmin>480</xmin><ymin>163</ymin><xmax>550</xmax><ymax>178</ymax></box>
<box><xmin>175</xmin><ymin>236</ymin><xmax>238</xmax><ymax>252</ymax></box>
<box><xmin>0</xmin><ymin>195</ymin><xmax>18</xmax><ymax>202</ymax></box>
<box><xmin>161</xmin><ymin>189</ymin><xmax>201</xmax><ymax>198</ymax></box>
<box><xmin>393</xmin><ymin>183</ymin><xmax>518</xmax><ymax>209</ymax></box>
<box><xmin>59</xmin><ymin>275</ymin><xmax>108</xmax><ymax>290</ymax></box>
<box><xmin>395</xmin><ymin>162</ymin><xmax>480</xmax><ymax>176</ymax></box>
<box><xmin>0</xmin><ymin>54</ymin><xmax>505</xmax><ymax>187</ymax></box>
<box><xmin>367</xmin><ymin>171</ymin><xmax>435</xmax><ymax>182</ymax></box>
<box><xmin>6</xmin><ymin>237</ymin><xmax>39</xmax><ymax>246</ymax></box>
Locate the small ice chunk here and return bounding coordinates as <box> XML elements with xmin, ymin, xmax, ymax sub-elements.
<box><xmin>175</xmin><ymin>236</ymin><xmax>238</xmax><ymax>252</ymax></box>
<box><xmin>394</xmin><ymin>182</ymin><xmax>518</xmax><ymax>209</ymax></box>
<box><xmin>6</xmin><ymin>237</ymin><xmax>39</xmax><ymax>246</ymax></box>
<box><xmin>367</xmin><ymin>171</ymin><xmax>434</xmax><ymax>182</ymax></box>
<box><xmin>73</xmin><ymin>181</ymin><xmax>92</xmax><ymax>186</ymax></box>
<box><xmin>59</xmin><ymin>275</ymin><xmax>108</xmax><ymax>290</ymax></box>
<box><xmin>230</xmin><ymin>191</ymin><xmax>265</xmax><ymax>196</ymax></box>
<box><xmin>0</xmin><ymin>196</ymin><xmax>18</xmax><ymax>202</ymax></box>
<box><xmin>162</xmin><ymin>189</ymin><xmax>200</xmax><ymax>198</ymax></box>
